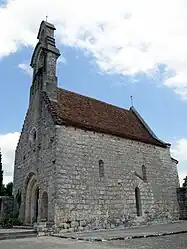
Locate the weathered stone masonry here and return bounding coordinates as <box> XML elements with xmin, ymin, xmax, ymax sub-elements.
<box><xmin>13</xmin><ymin>20</ymin><xmax>60</xmax><ymax>225</ymax></box>
<box><xmin>13</xmin><ymin>92</ymin><xmax>57</xmax><ymax>224</ymax></box>
<box><xmin>13</xmin><ymin>20</ymin><xmax>180</xmax><ymax>232</ymax></box>
<box><xmin>54</xmin><ymin>125</ymin><xmax>179</xmax><ymax>230</ymax></box>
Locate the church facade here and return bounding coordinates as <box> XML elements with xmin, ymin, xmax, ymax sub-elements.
<box><xmin>13</xmin><ymin>21</ymin><xmax>180</xmax><ymax>231</ymax></box>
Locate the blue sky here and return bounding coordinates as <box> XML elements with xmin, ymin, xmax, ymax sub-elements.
<box><xmin>1</xmin><ymin>45</ymin><xmax>187</xmax><ymax>140</ymax></box>
<box><xmin>0</xmin><ymin>0</ymin><xmax>187</xmax><ymax>185</ymax></box>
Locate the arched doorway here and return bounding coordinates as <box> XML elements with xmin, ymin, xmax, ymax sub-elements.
<box><xmin>33</xmin><ymin>187</ymin><xmax>39</xmax><ymax>223</ymax></box>
<box><xmin>25</xmin><ymin>173</ymin><xmax>39</xmax><ymax>224</ymax></box>
<box><xmin>41</xmin><ymin>191</ymin><xmax>48</xmax><ymax>221</ymax></box>
<box><xmin>135</xmin><ymin>187</ymin><xmax>142</xmax><ymax>216</ymax></box>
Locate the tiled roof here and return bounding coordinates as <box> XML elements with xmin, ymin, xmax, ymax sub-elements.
<box><xmin>42</xmin><ymin>88</ymin><xmax>168</xmax><ymax>148</ymax></box>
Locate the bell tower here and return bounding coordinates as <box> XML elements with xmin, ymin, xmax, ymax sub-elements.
<box><xmin>30</xmin><ymin>21</ymin><xmax>61</xmax><ymax>102</ymax></box>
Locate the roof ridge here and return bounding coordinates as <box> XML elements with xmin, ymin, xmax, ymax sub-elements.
<box><xmin>57</xmin><ymin>87</ymin><xmax>130</xmax><ymax>113</ymax></box>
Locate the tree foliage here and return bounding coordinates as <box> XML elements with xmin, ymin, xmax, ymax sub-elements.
<box><xmin>0</xmin><ymin>182</ymin><xmax>13</xmax><ymax>196</ymax></box>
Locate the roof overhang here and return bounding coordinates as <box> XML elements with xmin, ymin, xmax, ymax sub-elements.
<box><xmin>130</xmin><ymin>106</ymin><xmax>170</xmax><ymax>148</ymax></box>
<box><xmin>171</xmin><ymin>157</ymin><xmax>179</xmax><ymax>164</ymax></box>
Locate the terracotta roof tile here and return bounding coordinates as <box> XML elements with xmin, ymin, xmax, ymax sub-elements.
<box><xmin>43</xmin><ymin>88</ymin><xmax>167</xmax><ymax>148</ymax></box>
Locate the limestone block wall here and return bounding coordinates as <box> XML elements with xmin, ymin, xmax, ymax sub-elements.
<box><xmin>13</xmin><ymin>92</ymin><xmax>56</xmax><ymax>224</ymax></box>
<box><xmin>54</xmin><ymin>125</ymin><xmax>180</xmax><ymax>230</ymax></box>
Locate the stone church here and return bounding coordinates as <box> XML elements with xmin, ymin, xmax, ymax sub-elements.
<box><xmin>13</xmin><ymin>20</ymin><xmax>180</xmax><ymax>231</ymax></box>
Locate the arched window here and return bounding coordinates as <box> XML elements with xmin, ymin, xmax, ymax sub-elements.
<box><xmin>135</xmin><ymin>187</ymin><xmax>142</xmax><ymax>216</ymax></box>
<box><xmin>142</xmin><ymin>165</ymin><xmax>147</xmax><ymax>181</ymax></box>
<box><xmin>33</xmin><ymin>129</ymin><xmax>37</xmax><ymax>141</ymax></box>
<box><xmin>99</xmin><ymin>160</ymin><xmax>104</xmax><ymax>177</ymax></box>
<box><xmin>29</xmin><ymin>128</ymin><xmax>37</xmax><ymax>147</ymax></box>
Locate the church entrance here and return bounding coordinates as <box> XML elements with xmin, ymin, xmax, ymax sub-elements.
<box><xmin>25</xmin><ymin>173</ymin><xmax>39</xmax><ymax>224</ymax></box>
<box><xmin>34</xmin><ymin>187</ymin><xmax>39</xmax><ymax>222</ymax></box>
<box><xmin>41</xmin><ymin>191</ymin><xmax>48</xmax><ymax>221</ymax></box>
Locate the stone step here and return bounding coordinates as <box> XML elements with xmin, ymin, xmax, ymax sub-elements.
<box><xmin>13</xmin><ymin>225</ymin><xmax>34</xmax><ymax>230</ymax></box>
<box><xmin>0</xmin><ymin>230</ymin><xmax>37</xmax><ymax>240</ymax></box>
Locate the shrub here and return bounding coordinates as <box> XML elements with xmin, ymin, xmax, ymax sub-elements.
<box><xmin>1</xmin><ymin>213</ymin><xmax>22</xmax><ymax>228</ymax></box>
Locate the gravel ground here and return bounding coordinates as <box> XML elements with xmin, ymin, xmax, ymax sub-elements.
<box><xmin>0</xmin><ymin>234</ymin><xmax>187</xmax><ymax>249</ymax></box>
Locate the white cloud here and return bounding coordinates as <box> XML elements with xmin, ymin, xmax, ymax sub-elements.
<box><xmin>0</xmin><ymin>132</ymin><xmax>20</xmax><ymax>185</ymax></box>
<box><xmin>171</xmin><ymin>138</ymin><xmax>187</xmax><ymax>186</ymax></box>
<box><xmin>18</xmin><ymin>63</ymin><xmax>32</xmax><ymax>77</ymax></box>
<box><xmin>171</xmin><ymin>139</ymin><xmax>187</xmax><ymax>162</ymax></box>
<box><xmin>0</xmin><ymin>0</ymin><xmax>187</xmax><ymax>97</ymax></box>
<box><xmin>18</xmin><ymin>56</ymin><xmax>66</xmax><ymax>77</ymax></box>
<box><xmin>178</xmin><ymin>169</ymin><xmax>187</xmax><ymax>187</ymax></box>
<box><xmin>57</xmin><ymin>56</ymin><xmax>67</xmax><ymax>65</ymax></box>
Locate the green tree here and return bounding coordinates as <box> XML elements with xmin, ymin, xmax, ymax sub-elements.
<box><xmin>0</xmin><ymin>184</ymin><xmax>6</xmax><ymax>196</ymax></box>
<box><xmin>5</xmin><ymin>182</ymin><xmax>13</xmax><ymax>196</ymax></box>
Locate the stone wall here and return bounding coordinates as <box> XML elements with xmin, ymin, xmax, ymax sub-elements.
<box><xmin>13</xmin><ymin>95</ymin><xmax>180</xmax><ymax>231</ymax></box>
<box><xmin>12</xmin><ymin>20</ymin><xmax>181</xmax><ymax>233</ymax></box>
<box><xmin>13</xmin><ymin>89</ymin><xmax>56</xmax><ymax>224</ymax></box>
<box><xmin>13</xmin><ymin>20</ymin><xmax>59</xmax><ymax>226</ymax></box>
<box><xmin>54</xmin><ymin>125</ymin><xmax>180</xmax><ymax>231</ymax></box>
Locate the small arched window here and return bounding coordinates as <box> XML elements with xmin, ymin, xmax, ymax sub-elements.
<box><xmin>99</xmin><ymin>160</ymin><xmax>104</xmax><ymax>177</ymax></box>
<box><xmin>142</xmin><ymin>165</ymin><xmax>147</xmax><ymax>181</ymax></box>
<box><xmin>135</xmin><ymin>187</ymin><xmax>142</xmax><ymax>216</ymax></box>
<box><xmin>33</xmin><ymin>129</ymin><xmax>37</xmax><ymax>141</ymax></box>
<box><xmin>29</xmin><ymin>128</ymin><xmax>37</xmax><ymax>147</ymax></box>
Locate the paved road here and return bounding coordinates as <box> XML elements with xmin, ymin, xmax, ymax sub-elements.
<box><xmin>53</xmin><ymin>221</ymin><xmax>187</xmax><ymax>240</ymax></box>
<box><xmin>1</xmin><ymin>234</ymin><xmax>187</xmax><ymax>249</ymax></box>
<box><xmin>0</xmin><ymin>229</ymin><xmax>35</xmax><ymax>233</ymax></box>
